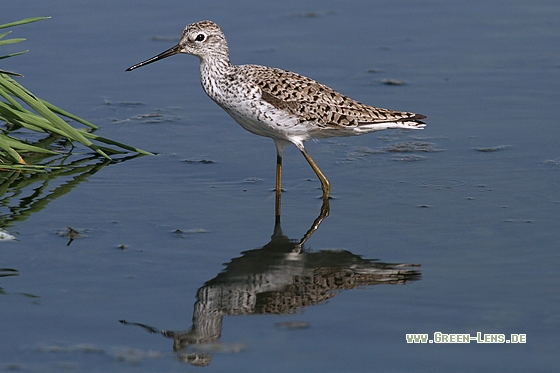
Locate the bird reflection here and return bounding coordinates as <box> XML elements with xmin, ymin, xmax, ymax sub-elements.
<box><xmin>120</xmin><ymin>200</ymin><xmax>421</xmax><ymax>366</ymax></box>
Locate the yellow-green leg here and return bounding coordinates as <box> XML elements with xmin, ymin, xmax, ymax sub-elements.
<box><xmin>275</xmin><ymin>153</ymin><xmax>282</xmax><ymax>218</ymax></box>
<box><xmin>299</xmin><ymin>147</ymin><xmax>330</xmax><ymax>199</ymax></box>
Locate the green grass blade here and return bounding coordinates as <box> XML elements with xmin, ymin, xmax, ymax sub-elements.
<box><xmin>0</xmin><ymin>75</ymin><xmax>111</xmax><ymax>159</ymax></box>
<box><xmin>81</xmin><ymin>132</ymin><xmax>154</xmax><ymax>155</ymax></box>
<box><xmin>0</xmin><ymin>70</ymin><xmax>23</xmax><ymax>77</ymax></box>
<box><xmin>0</xmin><ymin>85</ymin><xmax>27</xmax><ymax>111</ymax></box>
<box><xmin>0</xmin><ymin>135</ymin><xmax>25</xmax><ymax>163</ymax></box>
<box><xmin>0</xmin><ymin>38</ymin><xmax>26</xmax><ymax>46</ymax></box>
<box><xmin>0</xmin><ymin>17</ymin><xmax>50</xmax><ymax>30</ymax></box>
<box><xmin>0</xmin><ymin>134</ymin><xmax>58</xmax><ymax>154</ymax></box>
<box><xmin>0</xmin><ymin>50</ymin><xmax>28</xmax><ymax>61</ymax></box>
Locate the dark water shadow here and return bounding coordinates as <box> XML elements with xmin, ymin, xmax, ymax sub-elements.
<box><xmin>120</xmin><ymin>200</ymin><xmax>421</xmax><ymax>366</ymax></box>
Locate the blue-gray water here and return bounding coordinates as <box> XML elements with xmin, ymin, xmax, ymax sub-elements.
<box><xmin>2</xmin><ymin>1</ymin><xmax>559</xmax><ymax>372</ymax></box>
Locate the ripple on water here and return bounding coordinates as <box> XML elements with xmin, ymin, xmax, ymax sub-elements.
<box><xmin>417</xmin><ymin>178</ymin><xmax>471</xmax><ymax>189</ymax></box>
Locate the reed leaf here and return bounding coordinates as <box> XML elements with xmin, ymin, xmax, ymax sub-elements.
<box><xmin>0</xmin><ymin>50</ymin><xmax>28</xmax><ymax>61</ymax></box>
<box><xmin>0</xmin><ymin>133</ymin><xmax>58</xmax><ymax>154</ymax></box>
<box><xmin>0</xmin><ymin>76</ymin><xmax>103</xmax><ymax>145</ymax></box>
<box><xmin>0</xmin><ymin>16</ymin><xmax>152</xmax><ymax>168</ymax></box>
<box><xmin>0</xmin><ymin>38</ymin><xmax>26</xmax><ymax>46</ymax></box>
<box><xmin>0</xmin><ymin>17</ymin><xmax>51</xmax><ymax>30</ymax></box>
<box><xmin>0</xmin><ymin>135</ymin><xmax>25</xmax><ymax>163</ymax></box>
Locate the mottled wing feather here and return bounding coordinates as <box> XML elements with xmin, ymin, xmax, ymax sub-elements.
<box><xmin>247</xmin><ymin>66</ymin><xmax>425</xmax><ymax>128</ymax></box>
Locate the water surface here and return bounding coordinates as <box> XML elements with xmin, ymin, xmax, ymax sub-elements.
<box><xmin>2</xmin><ymin>1</ymin><xmax>559</xmax><ymax>372</ymax></box>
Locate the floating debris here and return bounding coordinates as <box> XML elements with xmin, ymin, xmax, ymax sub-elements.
<box><xmin>55</xmin><ymin>226</ymin><xmax>88</xmax><ymax>246</ymax></box>
<box><xmin>185</xmin><ymin>228</ymin><xmax>209</xmax><ymax>234</ymax></box>
<box><xmin>289</xmin><ymin>11</ymin><xmax>335</xmax><ymax>18</ymax></box>
<box><xmin>543</xmin><ymin>159</ymin><xmax>560</xmax><ymax>166</ymax></box>
<box><xmin>381</xmin><ymin>78</ymin><xmax>405</xmax><ymax>85</ymax></box>
<box><xmin>503</xmin><ymin>218</ymin><xmax>534</xmax><ymax>223</ymax></box>
<box><xmin>103</xmin><ymin>99</ymin><xmax>144</xmax><ymax>107</ymax></box>
<box><xmin>392</xmin><ymin>155</ymin><xmax>428</xmax><ymax>162</ymax></box>
<box><xmin>474</xmin><ymin>145</ymin><xmax>511</xmax><ymax>152</ymax></box>
<box><xmin>0</xmin><ymin>229</ymin><xmax>17</xmax><ymax>241</ymax></box>
<box><xmin>173</xmin><ymin>228</ymin><xmax>209</xmax><ymax>238</ymax></box>
<box><xmin>183</xmin><ymin>158</ymin><xmax>215</xmax><ymax>164</ymax></box>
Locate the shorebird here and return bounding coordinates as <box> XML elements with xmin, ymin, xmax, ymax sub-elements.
<box><xmin>126</xmin><ymin>20</ymin><xmax>426</xmax><ymax>205</ymax></box>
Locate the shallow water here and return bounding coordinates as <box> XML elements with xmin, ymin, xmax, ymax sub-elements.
<box><xmin>2</xmin><ymin>1</ymin><xmax>559</xmax><ymax>372</ymax></box>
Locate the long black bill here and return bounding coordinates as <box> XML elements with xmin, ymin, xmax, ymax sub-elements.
<box><xmin>125</xmin><ymin>44</ymin><xmax>182</xmax><ymax>71</ymax></box>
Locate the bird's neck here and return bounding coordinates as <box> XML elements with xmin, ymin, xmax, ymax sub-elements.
<box><xmin>199</xmin><ymin>54</ymin><xmax>233</xmax><ymax>102</ymax></box>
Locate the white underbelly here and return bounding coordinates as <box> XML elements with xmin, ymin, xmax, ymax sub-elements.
<box><xmin>220</xmin><ymin>101</ymin><xmax>310</xmax><ymax>143</ymax></box>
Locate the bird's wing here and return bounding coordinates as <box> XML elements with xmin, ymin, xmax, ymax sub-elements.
<box><xmin>245</xmin><ymin>65</ymin><xmax>425</xmax><ymax>128</ymax></box>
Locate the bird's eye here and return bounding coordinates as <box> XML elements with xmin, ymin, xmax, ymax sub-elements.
<box><xmin>195</xmin><ymin>34</ymin><xmax>205</xmax><ymax>42</ymax></box>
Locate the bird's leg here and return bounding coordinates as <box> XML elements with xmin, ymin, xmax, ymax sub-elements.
<box><xmin>298</xmin><ymin>146</ymin><xmax>330</xmax><ymax>199</ymax></box>
<box><xmin>275</xmin><ymin>153</ymin><xmax>282</xmax><ymax>219</ymax></box>
<box><xmin>274</xmin><ymin>140</ymin><xmax>289</xmax><ymax>218</ymax></box>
